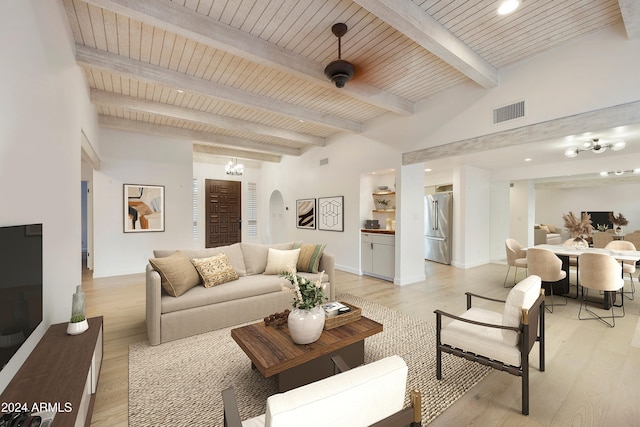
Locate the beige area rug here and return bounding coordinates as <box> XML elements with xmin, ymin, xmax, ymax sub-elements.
<box><xmin>129</xmin><ymin>294</ymin><xmax>491</xmax><ymax>426</ymax></box>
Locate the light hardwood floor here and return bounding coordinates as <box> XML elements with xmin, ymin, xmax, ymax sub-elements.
<box><xmin>84</xmin><ymin>262</ymin><xmax>640</xmax><ymax>426</ymax></box>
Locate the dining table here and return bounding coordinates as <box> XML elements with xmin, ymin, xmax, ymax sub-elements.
<box><xmin>534</xmin><ymin>244</ymin><xmax>640</xmax><ymax>309</ymax></box>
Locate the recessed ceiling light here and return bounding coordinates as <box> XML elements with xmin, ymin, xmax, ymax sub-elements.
<box><xmin>524</xmin><ymin>158</ymin><xmax>532</xmax><ymax>162</ymax></box>
<box><xmin>498</xmin><ymin>0</ymin><xmax>520</xmax><ymax>15</ymax></box>
<box><xmin>176</xmin><ymin>89</ymin><xmax>184</xmax><ymax>93</ymax></box>
<box><xmin>425</xmin><ymin>168</ymin><xmax>432</xmax><ymax>172</ymax></box>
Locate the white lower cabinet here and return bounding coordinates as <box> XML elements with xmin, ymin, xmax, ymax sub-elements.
<box><xmin>361</xmin><ymin>232</ymin><xmax>395</xmax><ymax>281</ymax></box>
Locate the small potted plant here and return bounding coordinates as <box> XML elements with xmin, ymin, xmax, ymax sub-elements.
<box><xmin>67</xmin><ymin>285</ymin><xmax>89</xmax><ymax>335</ymax></box>
<box><xmin>376</xmin><ymin>198</ymin><xmax>391</xmax><ymax>210</ymax></box>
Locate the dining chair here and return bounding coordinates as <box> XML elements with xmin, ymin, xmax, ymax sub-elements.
<box><xmin>592</xmin><ymin>232</ymin><xmax>613</xmax><ymax>248</ymax></box>
<box><xmin>434</xmin><ymin>275</ymin><xmax>545</xmax><ymax>415</ymax></box>
<box><xmin>526</xmin><ymin>247</ymin><xmax>567</xmax><ymax>312</ymax></box>
<box><xmin>605</xmin><ymin>240</ymin><xmax>636</xmax><ymax>300</ymax></box>
<box><xmin>504</xmin><ymin>239</ymin><xmax>528</xmax><ymax>287</ymax></box>
<box><xmin>577</xmin><ymin>253</ymin><xmax>625</xmax><ymax>327</ymax></box>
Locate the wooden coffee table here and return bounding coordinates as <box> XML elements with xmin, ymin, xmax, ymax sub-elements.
<box><xmin>231</xmin><ymin>315</ymin><xmax>383</xmax><ymax>392</ymax></box>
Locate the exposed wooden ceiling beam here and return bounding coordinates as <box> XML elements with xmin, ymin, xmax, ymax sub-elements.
<box><xmin>77</xmin><ymin>44</ymin><xmax>362</xmax><ymax>133</ymax></box>
<box><xmin>81</xmin><ymin>0</ymin><xmax>414</xmax><ymax>116</ymax></box>
<box><xmin>98</xmin><ymin>116</ymin><xmax>301</xmax><ymax>156</ymax></box>
<box><xmin>352</xmin><ymin>0</ymin><xmax>498</xmax><ymax>88</ymax></box>
<box><xmin>192</xmin><ymin>145</ymin><xmax>281</xmax><ymax>163</ymax></box>
<box><xmin>90</xmin><ymin>89</ymin><xmax>324</xmax><ymax>147</ymax></box>
<box><xmin>618</xmin><ymin>0</ymin><xmax>640</xmax><ymax>39</ymax></box>
<box><xmin>403</xmin><ymin>100</ymin><xmax>640</xmax><ymax>164</ymax></box>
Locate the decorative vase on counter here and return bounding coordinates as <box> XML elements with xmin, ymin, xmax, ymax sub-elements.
<box><xmin>615</xmin><ymin>226</ymin><xmax>623</xmax><ymax>235</ymax></box>
<box><xmin>67</xmin><ymin>285</ymin><xmax>89</xmax><ymax>335</ymax></box>
<box><xmin>287</xmin><ymin>306</ymin><xmax>325</xmax><ymax>344</ymax></box>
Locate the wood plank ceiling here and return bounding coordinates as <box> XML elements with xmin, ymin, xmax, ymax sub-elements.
<box><xmin>61</xmin><ymin>0</ymin><xmax>631</xmax><ymax>165</ymax></box>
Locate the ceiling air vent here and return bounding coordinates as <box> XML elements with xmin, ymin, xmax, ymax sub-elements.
<box><xmin>492</xmin><ymin>100</ymin><xmax>525</xmax><ymax>124</ymax></box>
<box><xmin>319</xmin><ymin>158</ymin><xmax>329</xmax><ymax>166</ymax></box>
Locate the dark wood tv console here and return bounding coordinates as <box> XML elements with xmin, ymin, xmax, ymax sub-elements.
<box><xmin>0</xmin><ymin>316</ymin><xmax>103</xmax><ymax>427</ymax></box>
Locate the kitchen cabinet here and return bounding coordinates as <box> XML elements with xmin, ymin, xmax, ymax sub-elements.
<box><xmin>361</xmin><ymin>232</ymin><xmax>395</xmax><ymax>281</ymax></box>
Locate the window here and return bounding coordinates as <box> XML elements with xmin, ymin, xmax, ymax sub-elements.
<box><xmin>192</xmin><ymin>178</ymin><xmax>198</xmax><ymax>239</ymax></box>
<box><xmin>247</xmin><ymin>182</ymin><xmax>257</xmax><ymax>237</ymax></box>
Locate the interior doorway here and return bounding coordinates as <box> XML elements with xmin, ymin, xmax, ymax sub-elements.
<box><xmin>205</xmin><ymin>179</ymin><xmax>242</xmax><ymax>247</ymax></box>
<box><xmin>268</xmin><ymin>190</ymin><xmax>286</xmax><ymax>243</ymax></box>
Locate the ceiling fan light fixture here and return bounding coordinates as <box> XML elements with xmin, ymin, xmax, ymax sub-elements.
<box><xmin>325</xmin><ymin>23</ymin><xmax>355</xmax><ymax>88</ymax></box>
<box><xmin>611</xmin><ymin>140</ymin><xmax>626</xmax><ymax>151</ymax></box>
<box><xmin>600</xmin><ymin>171</ymin><xmax>609</xmax><ymax>177</ymax></box>
<box><xmin>564</xmin><ymin>147</ymin><xmax>578</xmax><ymax>158</ymax></box>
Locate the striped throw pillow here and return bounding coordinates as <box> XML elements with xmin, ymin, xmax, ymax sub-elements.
<box><xmin>294</xmin><ymin>243</ymin><xmax>326</xmax><ymax>273</ymax></box>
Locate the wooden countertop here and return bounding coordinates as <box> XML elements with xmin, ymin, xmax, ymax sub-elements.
<box><xmin>361</xmin><ymin>229</ymin><xmax>395</xmax><ymax>234</ymax></box>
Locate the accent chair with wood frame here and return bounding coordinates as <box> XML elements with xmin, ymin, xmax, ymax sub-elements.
<box><xmin>435</xmin><ymin>275</ymin><xmax>545</xmax><ymax>415</ymax></box>
<box><xmin>222</xmin><ymin>355</ymin><xmax>421</xmax><ymax>427</ymax></box>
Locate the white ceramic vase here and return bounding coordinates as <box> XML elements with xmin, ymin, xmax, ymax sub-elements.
<box><xmin>67</xmin><ymin>319</ymin><xmax>89</xmax><ymax>335</ymax></box>
<box><xmin>287</xmin><ymin>306</ymin><xmax>325</xmax><ymax>344</ymax></box>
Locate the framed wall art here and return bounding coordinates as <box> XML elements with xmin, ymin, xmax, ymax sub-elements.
<box><xmin>318</xmin><ymin>196</ymin><xmax>344</xmax><ymax>232</ymax></box>
<box><xmin>296</xmin><ymin>198</ymin><xmax>316</xmax><ymax>229</ymax></box>
<box><xmin>124</xmin><ymin>184</ymin><xmax>165</xmax><ymax>232</ymax></box>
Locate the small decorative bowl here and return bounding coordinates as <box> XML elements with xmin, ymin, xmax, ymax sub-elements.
<box><xmin>377</xmin><ymin>186</ymin><xmax>388</xmax><ymax>190</ymax></box>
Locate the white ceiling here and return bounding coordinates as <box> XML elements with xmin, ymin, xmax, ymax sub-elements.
<box><xmin>62</xmin><ymin>0</ymin><xmax>639</xmax><ymax>169</ymax></box>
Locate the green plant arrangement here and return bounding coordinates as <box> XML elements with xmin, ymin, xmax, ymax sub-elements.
<box><xmin>70</xmin><ymin>313</ymin><xmax>86</xmax><ymax>323</ymax></box>
<box><xmin>280</xmin><ymin>266</ymin><xmax>327</xmax><ymax>310</ymax></box>
<box><xmin>376</xmin><ymin>198</ymin><xmax>390</xmax><ymax>209</ymax></box>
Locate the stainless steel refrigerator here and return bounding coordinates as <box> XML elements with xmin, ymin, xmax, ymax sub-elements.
<box><xmin>424</xmin><ymin>192</ymin><xmax>453</xmax><ymax>264</ymax></box>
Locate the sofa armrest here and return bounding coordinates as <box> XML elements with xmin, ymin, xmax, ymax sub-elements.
<box><xmin>318</xmin><ymin>252</ymin><xmax>336</xmax><ymax>301</ymax></box>
<box><xmin>146</xmin><ymin>264</ymin><xmax>162</xmax><ymax>346</ymax></box>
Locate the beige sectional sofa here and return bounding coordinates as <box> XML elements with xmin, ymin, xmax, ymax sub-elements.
<box><xmin>146</xmin><ymin>241</ymin><xmax>335</xmax><ymax>345</ymax></box>
<box><xmin>533</xmin><ymin>224</ymin><xmax>566</xmax><ymax>245</ymax></box>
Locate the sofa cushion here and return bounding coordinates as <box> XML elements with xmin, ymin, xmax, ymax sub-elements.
<box><xmin>191</xmin><ymin>253</ymin><xmax>239</xmax><ymax>288</ymax></box>
<box><xmin>154</xmin><ymin>243</ymin><xmax>247</xmax><ymax>276</ymax></box>
<box><xmin>241</xmin><ymin>242</ymin><xmax>296</xmax><ymax>275</ymax></box>
<box><xmin>294</xmin><ymin>243</ymin><xmax>326</xmax><ymax>273</ymax></box>
<box><xmin>264</xmin><ymin>248</ymin><xmax>300</xmax><ymax>275</ymax></box>
<box><xmin>161</xmin><ymin>274</ymin><xmax>289</xmax><ymax>314</ymax></box>
<box><xmin>149</xmin><ymin>251</ymin><xmax>201</xmax><ymax>297</ymax></box>
<box><xmin>502</xmin><ymin>275</ymin><xmax>542</xmax><ymax>345</ymax></box>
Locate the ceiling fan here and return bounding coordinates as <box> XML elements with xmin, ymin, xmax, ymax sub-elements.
<box><xmin>324</xmin><ymin>23</ymin><xmax>355</xmax><ymax>88</ymax></box>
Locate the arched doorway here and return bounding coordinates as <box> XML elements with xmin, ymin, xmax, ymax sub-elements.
<box><xmin>268</xmin><ymin>190</ymin><xmax>286</xmax><ymax>243</ymax></box>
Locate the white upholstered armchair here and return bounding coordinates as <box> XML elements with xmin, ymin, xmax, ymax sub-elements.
<box><xmin>435</xmin><ymin>275</ymin><xmax>545</xmax><ymax>415</ymax></box>
<box><xmin>223</xmin><ymin>355</ymin><xmax>422</xmax><ymax>427</ymax></box>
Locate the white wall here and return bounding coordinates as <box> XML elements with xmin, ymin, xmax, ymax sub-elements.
<box><xmin>0</xmin><ymin>0</ymin><xmax>99</xmax><ymax>392</ymax></box>
<box><xmin>92</xmin><ymin>129</ymin><xmax>195</xmax><ymax>277</ymax></box>
<box><xmin>259</xmin><ymin>133</ymin><xmax>406</xmax><ymax>275</ymax></box>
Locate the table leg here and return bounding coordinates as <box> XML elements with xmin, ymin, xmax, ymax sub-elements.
<box><xmin>276</xmin><ymin>340</ymin><xmax>365</xmax><ymax>392</ymax></box>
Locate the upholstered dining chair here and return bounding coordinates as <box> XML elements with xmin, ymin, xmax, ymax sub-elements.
<box><xmin>577</xmin><ymin>253</ymin><xmax>625</xmax><ymax>327</ymax></box>
<box><xmin>435</xmin><ymin>275</ymin><xmax>545</xmax><ymax>415</ymax></box>
<box><xmin>592</xmin><ymin>232</ymin><xmax>613</xmax><ymax>248</ymax></box>
<box><xmin>605</xmin><ymin>240</ymin><xmax>636</xmax><ymax>300</ymax></box>
<box><xmin>526</xmin><ymin>247</ymin><xmax>567</xmax><ymax>312</ymax></box>
<box><xmin>504</xmin><ymin>239</ymin><xmax>528</xmax><ymax>287</ymax></box>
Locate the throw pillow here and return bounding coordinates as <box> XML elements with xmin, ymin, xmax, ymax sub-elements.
<box><xmin>149</xmin><ymin>251</ymin><xmax>201</xmax><ymax>297</ymax></box>
<box><xmin>539</xmin><ymin>225</ymin><xmax>550</xmax><ymax>233</ymax></box>
<box><xmin>294</xmin><ymin>243</ymin><xmax>326</xmax><ymax>273</ymax></box>
<box><xmin>547</xmin><ymin>224</ymin><xmax>557</xmax><ymax>233</ymax></box>
<box><xmin>263</xmin><ymin>248</ymin><xmax>301</xmax><ymax>275</ymax></box>
<box><xmin>191</xmin><ymin>253</ymin><xmax>239</xmax><ymax>288</ymax></box>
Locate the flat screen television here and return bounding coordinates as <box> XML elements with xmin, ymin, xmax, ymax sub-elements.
<box><xmin>582</xmin><ymin>211</ymin><xmax>614</xmax><ymax>230</ymax></box>
<box><xmin>0</xmin><ymin>224</ymin><xmax>43</xmax><ymax>372</ymax></box>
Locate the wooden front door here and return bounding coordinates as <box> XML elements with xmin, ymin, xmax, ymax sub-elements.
<box><xmin>205</xmin><ymin>179</ymin><xmax>241</xmax><ymax>248</ymax></box>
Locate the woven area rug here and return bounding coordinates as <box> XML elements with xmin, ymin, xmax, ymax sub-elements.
<box><xmin>129</xmin><ymin>294</ymin><xmax>491</xmax><ymax>426</ymax></box>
